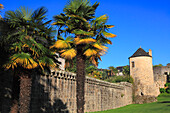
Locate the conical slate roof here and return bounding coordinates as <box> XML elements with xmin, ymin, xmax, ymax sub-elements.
<box><xmin>129</xmin><ymin>48</ymin><xmax>151</xmax><ymax>58</ymax></box>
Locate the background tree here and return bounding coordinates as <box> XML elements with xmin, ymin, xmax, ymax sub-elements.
<box><xmin>51</xmin><ymin>0</ymin><xmax>116</xmax><ymax>112</ymax></box>
<box><xmin>1</xmin><ymin>7</ymin><xmax>56</xmax><ymax>113</ymax></box>
<box><xmin>101</xmin><ymin>70</ymin><xmax>108</xmax><ymax>79</ymax></box>
<box><xmin>86</xmin><ymin>65</ymin><xmax>97</xmax><ymax>74</ymax></box>
<box><xmin>108</xmin><ymin>66</ymin><xmax>118</xmax><ymax>76</ymax></box>
<box><xmin>153</xmin><ymin>64</ymin><xmax>163</xmax><ymax>67</ymax></box>
<box><xmin>122</xmin><ymin>65</ymin><xmax>130</xmax><ymax>76</ymax></box>
<box><xmin>65</xmin><ymin>57</ymin><xmax>95</xmax><ymax>73</ymax></box>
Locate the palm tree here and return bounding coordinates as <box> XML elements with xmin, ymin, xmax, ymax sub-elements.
<box><xmin>51</xmin><ymin>0</ymin><xmax>116</xmax><ymax>112</ymax></box>
<box><xmin>1</xmin><ymin>7</ymin><xmax>56</xmax><ymax>113</ymax></box>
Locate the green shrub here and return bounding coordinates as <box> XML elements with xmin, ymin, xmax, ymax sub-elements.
<box><xmin>114</xmin><ymin>76</ymin><xmax>125</xmax><ymax>82</ymax></box>
<box><xmin>166</xmin><ymin>88</ymin><xmax>170</xmax><ymax>94</ymax></box>
<box><xmin>101</xmin><ymin>71</ymin><xmax>107</xmax><ymax>80</ymax></box>
<box><xmin>158</xmin><ymin>93</ymin><xmax>170</xmax><ymax>97</ymax></box>
<box><xmin>105</xmin><ymin>75</ymin><xmax>133</xmax><ymax>83</ymax></box>
<box><xmin>126</xmin><ymin>76</ymin><xmax>134</xmax><ymax>83</ymax></box>
<box><xmin>160</xmin><ymin>88</ymin><xmax>166</xmax><ymax>93</ymax></box>
<box><xmin>167</xmin><ymin>83</ymin><xmax>170</xmax><ymax>87</ymax></box>
<box><xmin>121</xmin><ymin>94</ymin><xmax>124</xmax><ymax>97</ymax></box>
<box><xmin>165</xmin><ymin>83</ymin><xmax>170</xmax><ymax>87</ymax></box>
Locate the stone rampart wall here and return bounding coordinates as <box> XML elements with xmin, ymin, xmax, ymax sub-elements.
<box><xmin>0</xmin><ymin>70</ymin><xmax>132</xmax><ymax>113</ymax></box>
<box><xmin>31</xmin><ymin>70</ymin><xmax>133</xmax><ymax>113</ymax></box>
<box><xmin>153</xmin><ymin>66</ymin><xmax>169</xmax><ymax>88</ymax></box>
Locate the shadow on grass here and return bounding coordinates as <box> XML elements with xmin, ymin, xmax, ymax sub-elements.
<box><xmin>158</xmin><ymin>101</ymin><xmax>170</xmax><ymax>103</ymax></box>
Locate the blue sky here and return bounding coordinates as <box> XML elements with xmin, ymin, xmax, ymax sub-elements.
<box><xmin>1</xmin><ymin>0</ymin><xmax>170</xmax><ymax>68</ymax></box>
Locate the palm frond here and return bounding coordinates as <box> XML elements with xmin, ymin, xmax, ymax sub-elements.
<box><xmin>105</xmin><ymin>25</ymin><xmax>115</xmax><ymax>28</ymax></box>
<box><xmin>0</xmin><ymin>4</ymin><xmax>4</xmax><ymax>15</ymax></box>
<box><xmin>72</xmin><ymin>29</ymin><xmax>94</xmax><ymax>36</ymax></box>
<box><xmin>76</xmin><ymin>38</ymin><xmax>96</xmax><ymax>45</ymax></box>
<box><xmin>50</xmin><ymin>37</ymin><xmax>73</xmax><ymax>49</ymax></box>
<box><xmin>84</xmin><ymin>49</ymin><xmax>97</xmax><ymax>57</ymax></box>
<box><xmin>91</xmin><ymin>2</ymin><xmax>99</xmax><ymax>11</ymax></box>
<box><xmin>4</xmin><ymin>52</ymin><xmax>38</xmax><ymax>69</ymax></box>
<box><xmin>93</xmin><ymin>43</ymin><xmax>108</xmax><ymax>51</ymax></box>
<box><xmin>32</xmin><ymin>7</ymin><xmax>47</xmax><ymax>20</ymax></box>
<box><xmin>60</xmin><ymin>48</ymin><xmax>76</xmax><ymax>59</ymax></box>
<box><xmin>39</xmin><ymin>56</ymin><xmax>56</xmax><ymax>69</ymax></box>
<box><xmin>96</xmin><ymin>14</ymin><xmax>108</xmax><ymax>21</ymax></box>
<box><xmin>0</xmin><ymin>4</ymin><xmax>4</xmax><ymax>9</ymax></box>
<box><xmin>95</xmin><ymin>14</ymin><xmax>108</xmax><ymax>24</ymax></box>
<box><xmin>103</xmin><ymin>31</ymin><xmax>116</xmax><ymax>38</ymax></box>
<box><xmin>17</xmin><ymin>6</ymin><xmax>33</xmax><ymax>21</ymax></box>
<box><xmin>89</xmin><ymin>56</ymin><xmax>98</xmax><ymax>66</ymax></box>
<box><xmin>67</xmin><ymin>14</ymin><xmax>87</xmax><ymax>22</ymax></box>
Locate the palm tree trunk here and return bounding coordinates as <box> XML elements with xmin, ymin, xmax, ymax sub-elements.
<box><xmin>19</xmin><ymin>71</ymin><xmax>32</xmax><ymax>113</ymax></box>
<box><xmin>76</xmin><ymin>45</ymin><xmax>86</xmax><ymax>113</ymax></box>
<box><xmin>10</xmin><ymin>100</ymin><xmax>19</xmax><ymax>113</ymax></box>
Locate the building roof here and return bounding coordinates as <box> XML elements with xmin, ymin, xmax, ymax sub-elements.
<box><xmin>129</xmin><ymin>47</ymin><xmax>152</xmax><ymax>58</ymax></box>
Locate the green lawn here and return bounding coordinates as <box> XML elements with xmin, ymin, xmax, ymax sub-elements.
<box><xmin>90</xmin><ymin>95</ymin><xmax>170</xmax><ymax>113</ymax></box>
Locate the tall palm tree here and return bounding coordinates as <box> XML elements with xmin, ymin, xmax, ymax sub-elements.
<box><xmin>51</xmin><ymin>0</ymin><xmax>116</xmax><ymax>112</ymax></box>
<box><xmin>1</xmin><ymin>7</ymin><xmax>56</xmax><ymax>113</ymax></box>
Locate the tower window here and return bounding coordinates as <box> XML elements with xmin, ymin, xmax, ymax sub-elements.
<box><xmin>164</xmin><ymin>72</ymin><xmax>168</xmax><ymax>75</ymax></box>
<box><xmin>132</xmin><ymin>61</ymin><xmax>135</xmax><ymax>68</ymax></box>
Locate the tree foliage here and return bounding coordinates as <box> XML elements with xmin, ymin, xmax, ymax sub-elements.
<box><xmin>108</xmin><ymin>66</ymin><xmax>118</xmax><ymax>75</ymax></box>
<box><xmin>123</xmin><ymin>65</ymin><xmax>130</xmax><ymax>76</ymax></box>
<box><xmin>1</xmin><ymin>7</ymin><xmax>56</xmax><ymax>72</ymax></box>
<box><xmin>51</xmin><ymin>0</ymin><xmax>116</xmax><ymax>66</ymax></box>
<box><xmin>153</xmin><ymin>64</ymin><xmax>163</xmax><ymax>67</ymax></box>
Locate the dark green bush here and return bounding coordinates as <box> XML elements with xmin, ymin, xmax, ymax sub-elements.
<box><xmin>126</xmin><ymin>76</ymin><xmax>134</xmax><ymax>83</ymax></box>
<box><xmin>166</xmin><ymin>88</ymin><xmax>170</xmax><ymax>94</ymax></box>
<box><xmin>114</xmin><ymin>76</ymin><xmax>125</xmax><ymax>82</ymax></box>
<box><xmin>158</xmin><ymin>93</ymin><xmax>170</xmax><ymax>97</ymax></box>
<box><xmin>101</xmin><ymin>71</ymin><xmax>108</xmax><ymax>80</ymax></box>
<box><xmin>160</xmin><ymin>88</ymin><xmax>166</xmax><ymax>93</ymax></box>
<box><xmin>167</xmin><ymin>83</ymin><xmax>170</xmax><ymax>87</ymax></box>
<box><xmin>105</xmin><ymin>75</ymin><xmax>133</xmax><ymax>83</ymax></box>
<box><xmin>165</xmin><ymin>83</ymin><xmax>170</xmax><ymax>87</ymax></box>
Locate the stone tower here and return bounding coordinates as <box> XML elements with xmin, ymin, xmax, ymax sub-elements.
<box><xmin>129</xmin><ymin>47</ymin><xmax>159</xmax><ymax>97</ymax></box>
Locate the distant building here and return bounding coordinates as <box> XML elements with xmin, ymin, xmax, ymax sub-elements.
<box><xmin>55</xmin><ymin>53</ymin><xmax>65</xmax><ymax>70</ymax></box>
<box><xmin>116</xmin><ymin>66</ymin><xmax>124</xmax><ymax>76</ymax></box>
<box><xmin>116</xmin><ymin>65</ymin><xmax>129</xmax><ymax>76</ymax></box>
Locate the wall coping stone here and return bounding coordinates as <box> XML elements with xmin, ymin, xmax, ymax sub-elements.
<box><xmin>43</xmin><ymin>70</ymin><xmax>132</xmax><ymax>90</ymax></box>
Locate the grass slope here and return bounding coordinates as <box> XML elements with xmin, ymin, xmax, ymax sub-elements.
<box><xmin>90</xmin><ymin>95</ymin><xmax>170</xmax><ymax>113</ymax></box>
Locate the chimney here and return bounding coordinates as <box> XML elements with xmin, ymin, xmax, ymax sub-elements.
<box><xmin>149</xmin><ymin>49</ymin><xmax>152</xmax><ymax>56</ymax></box>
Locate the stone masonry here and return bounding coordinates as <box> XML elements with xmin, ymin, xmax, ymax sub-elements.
<box><xmin>31</xmin><ymin>70</ymin><xmax>132</xmax><ymax>113</ymax></box>
<box><xmin>153</xmin><ymin>63</ymin><xmax>170</xmax><ymax>88</ymax></box>
<box><xmin>0</xmin><ymin>70</ymin><xmax>133</xmax><ymax>113</ymax></box>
